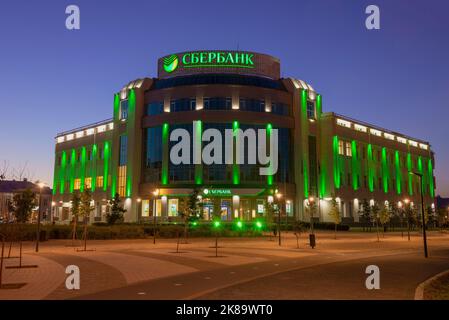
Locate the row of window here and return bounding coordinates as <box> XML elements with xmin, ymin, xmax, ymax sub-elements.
<box><xmin>72</xmin><ymin>176</ymin><xmax>105</xmax><ymax>190</ymax></box>
<box><xmin>57</xmin><ymin>147</ymin><xmax>107</xmax><ymax>166</ymax></box>
<box><xmin>337</xmin><ymin>140</ymin><xmax>430</xmax><ymax>170</ymax></box>
<box><xmin>145</xmin><ymin>98</ymin><xmax>291</xmax><ymax>116</ymax></box>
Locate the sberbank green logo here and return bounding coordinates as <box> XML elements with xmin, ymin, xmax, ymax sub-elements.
<box><xmin>163</xmin><ymin>54</ymin><xmax>179</xmax><ymax>73</ymax></box>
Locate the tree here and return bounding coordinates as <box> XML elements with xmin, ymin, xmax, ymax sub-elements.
<box><xmin>107</xmin><ymin>193</ymin><xmax>126</xmax><ymax>225</ymax></box>
<box><xmin>70</xmin><ymin>191</ymin><xmax>81</xmax><ymax>242</ymax></box>
<box><xmin>182</xmin><ymin>188</ymin><xmax>203</xmax><ymax>243</ymax></box>
<box><xmin>379</xmin><ymin>204</ymin><xmax>390</xmax><ymax>237</ymax></box>
<box><xmin>371</xmin><ymin>202</ymin><xmax>380</xmax><ymax>241</ymax></box>
<box><xmin>305</xmin><ymin>199</ymin><xmax>317</xmax><ymax>234</ymax></box>
<box><xmin>388</xmin><ymin>202</ymin><xmax>399</xmax><ymax>231</ymax></box>
<box><xmin>9</xmin><ymin>189</ymin><xmax>36</xmax><ymax>223</ymax></box>
<box><xmin>358</xmin><ymin>199</ymin><xmax>371</xmax><ymax>231</ymax></box>
<box><xmin>264</xmin><ymin>201</ymin><xmax>276</xmax><ymax>239</ymax></box>
<box><xmin>328</xmin><ymin>199</ymin><xmax>341</xmax><ymax>239</ymax></box>
<box><xmin>79</xmin><ymin>190</ymin><xmax>95</xmax><ymax>251</ymax></box>
<box><xmin>404</xmin><ymin>202</ymin><xmax>417</xmax><ymax>241</ymax></box>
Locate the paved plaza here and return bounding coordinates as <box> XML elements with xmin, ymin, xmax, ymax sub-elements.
<box><xmin>1</xmin><ymin>231</ymin><xmax>449</xmax><ymax>300</ymax></box>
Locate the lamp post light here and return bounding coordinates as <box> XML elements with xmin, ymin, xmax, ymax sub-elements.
<box><xmin>275</xmin><ymin>192</ymin><xmax>282</xmax><ymax>246</ymax></box>
<box><xmin>35</xmin><ymin>182</ymin><xmax>45</xmax><ymax>253</ymax></box>
<box><xmin>409</xmin><ymin>172</ymin><xmax>428</xmax><ymax>258</ymax></box>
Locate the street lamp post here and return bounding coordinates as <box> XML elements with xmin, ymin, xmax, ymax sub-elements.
<box><xmin>152</xmin><ymin>189</ymin><xmax>159</xmax><ymax>245</ymax></box>
<box><xmin>275</xmin><ymin>192</ymin><xmax>282</xmax><ymax>246</ymax></box>
<box><xmin>35</xmin><ymin>182</ymin><xmax>45</xmax><ymax>253</ymax></box>
<box><xmin>308</xmin><ymin>197</ymin><xmax>316</xmax><ymax>248</ymax></box>
<box><xmin>409</xmin><ymin>172</ymin><xmax>428</xmax><ymax>258</ymax></box>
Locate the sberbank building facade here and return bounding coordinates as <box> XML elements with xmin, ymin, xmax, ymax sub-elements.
<box><xmin>52</xmin><ymin>50</ymin><xmax>436</xmax><ymax>224</ymax></box>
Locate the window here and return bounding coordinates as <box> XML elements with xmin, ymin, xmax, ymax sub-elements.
<box><xmin>87</xmin><ymin>150</ymin><xmax>92</xmax><ymax>161</ymax></box>
<box><xmin>141</xmin><ymin>200</ymin><xmax>150</xmax><ymax>217</ymax></box>
<box><xmin>99</xmin><ymin>147</ymin><xmax>104</xmax><ymax>160</ymax></box>
<box><xmin>271</xmin><ymin>102</ymin><xmax>289</xmax><ymax>115</ymax></box>
<box><xmin>170</xmin><ymin>98</ymin><xmax>195</xmax><ymax>112</ymax></box>
<box><xmin>118</xmin><ymin>165</ymin><xmax>127</xmax><ymax>197</ymax></box>
<box><xmin>85</xmin><ymin>177</ymin><xmax>92</xmax><ymax>189</ymax></box>
<box><xmin>239</xmin><ymin>98</ymin><xmax>265</xmax><ymax>112</ymax></box>
<box><xmin>120</xmin><ymin>100</ymin><xmax>128</xmax><ymax>120</ymax></box>
<box><xmin>203</xmin><ymin>97</ymin><xmax>231</xmax><ymax>110</ymax></box>
<box><xmin>96</xmin><ymin>176</ymin><xmax>103</xmax><ymax>188</ymax></box>
<box><xmin>345</xmin><ymin>142</ymin><xmax>352</xmax><ymax>157</ymax></box>
<box><xmin>146</xmin><ymin>102</ymin><xmax>164</xmax><ymax>115</ymax></box>
<box><xmin>74</xmin><ymin>179</ymin><xmax>81</xmax><ymax>190</ymax></box>
<box><xmin>119</xmin><ymin>135</ymin><xmax>128</xmax><ymax>166</ymax></box>
<box><xmin>168</xmin><ymin>199</ymin><xmax>178</xmax><ymax>216</ymax></box>
<box><xmin>307</xmin><ymin>101</ymin><xmax>315</xmax><ymax>119</ymax></box>
<box><xmin>338</xmin><ymin>140</ymin><xmax>344</xmax><ymax>155</ymax></box>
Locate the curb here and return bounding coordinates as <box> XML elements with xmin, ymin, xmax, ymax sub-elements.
<box><xmin>414</xmin><ymin>269</ymin><xmax>449</xmax><ymax>300</ymax></box>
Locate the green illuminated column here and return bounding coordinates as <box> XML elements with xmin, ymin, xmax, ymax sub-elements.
<box><xmin>104</xmin><ymin>141</ymin><xmax>110</xmax><ymax>192</ymax></box>
<box><xmin>407</xmin><ymin>153</ymin><xmax>413</xmax><ymax>196</ymax></box>
<box><xmin>367</xmin><ymin>144</ymin><xmax>374</xmax><ymax>192</ymax></box>
<box><xmin>91</xmin><ymin>144</ymin><xmax>97</xmax><ymax>192</ymax></box>
<box><xmin>80</xmin><ymin>146</ymin><xmax>86</xmax><ymax>192</ymax></box>
<box><xmin>428</xmin><ymin>158</ymin><xmax>434</xmax><ymax>197</ymax></box>
<box><xmin>233</xmin><ymin>121</ymin><xmax>240</xmax><ymax>185</ymax></box>
<box><xmin>69</xmin><ymin>149</ymin><xmax>76</xmax><ymax>193</ymax></box>
<box><xmin>161</xmin><ymin>123</ymin><xmax>169</xmax><ymax>185</ymax></box>
<box><xmin>417</xmin><ymin>156</ymin><xmax>424</xmax><ymax>194</ymax></box>
<box><xmin>125</xmin><ymin>89</ymin><xmax>136</xmax><ymax>197</ymax></box>
<box><xmin>316</xmin><ymin>94</ymin><xmax>326</xmax><ymax>198</ymax></box>
<box><xmin>113</xmin><ymin>93</ymin><xmax>120</xmax><ymax>121</ymax></box>
<box><xmin>301</xmin><ymin>90</ymin><xmax>309</xmax><ymax>198</ymax></box>
<box><xmin>194</xmin><ymin>120</ymin><xmax>203</xmax><ymax>185</ymax></box>
<box><xmin>381</xmin><ymin>147</ymin><xmax>389</xmax><ymax>193</ymax></box>
<box><xmin>266</xmin><ymin>123</ymin><xmax>273</xmax><ymax>186</ymax></box>
<box><xmin>332</xmin><ymin>136</ymin><xmax>341</xmax><ymax>189</ymax></box>
<box><xmin>316</xmin><ymin>94</ymin><xmax>322</xmax><ymax>117</ymax></box>
<box><xmin>351</xmin><ymin>140</ymin><xmax>359</xmax><ymax>190</ymax></box>
<box><xmin>59</xmin><ymin>151</ymin><xmax>67</xmax><ymax>194</ymax></box>
<box><xmin>395</xmin><ymin>151</ymin><xmax>401</xmax><ymax>195</ymax></box>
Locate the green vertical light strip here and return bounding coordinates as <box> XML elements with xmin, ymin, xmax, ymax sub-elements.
<box><xmin>125</xmin><ymin>90</ymin><xmax>135</xmax><ymax>197</ymax></box>
<box><xmin>233</xmin><ymin>121</ymin><xmax>240</xmax><ymax>185</ymax></box>
<box><xmin>266</xmin><ymin>123</ymin><xmax>273</xmax><ymax>186</ymax></box>
<box><xmin>194</xmin><ymin>120</ymin><xmax>203</xmax><ymax>185</ymax></box>
<box><xmin>69</xmin><ymin>149</ymin><xmax>76</xmax><ymax>193</ymax></box>
<box><xmin>395</xmin><ymin>151</ymin><xmax>401</xmax><ymax>195</ymax></box>
<box><xmin>91</xmin><ymin>144</ymin><xmax>97</xmax><ymax>192</ymax></box>
<box><xmin>316</xmin><ymin>94</ymin><xmax>322</xmax><ymax>118</ymax></box>
<box><xmin>59</xmin><ymin>151</ymin><xmax>67</xmax><ymax>194</ymax></box>
<box><xmin>80</xmin><ymin>146</ymin><xmax>86</xmax><ymax>192</ymax></box>
<box><xmin>407</xmin><ymin>153</ymin><xmax>413</xmax><ymax>196</ymax></box>
<box><xmin>351</xmin><ymin>140</ymin><xmax>359</xmax><ymax>190</ymax></box>
<box><xmin>103</xmin><ymin>141</ymin><xmax>110</xmax><ymax>192</ymax></box>
<box><xmin>301</xmin><ymin>90</ymin><xmax>309</xmax><ymax>198</ymax></box>
<box><xmin>381</xmin><ymin>147</ymin><xmax>389</xmax><ymax>193</ymax></box>
<box><xmin>367</xmin><ymin>144</ymin><xmax>374</xmax><ymax>192</ymax></box>
<box><xmin>417</xmin><ymin>156</ymin><xmax>423</xmax><ymax>194</ymax></box>
<box><xmin>161</xmin><ymin>123</ymin><xmax>169</xmax><ymax>185</ymax></box>
<box><xmin>428</xmin><ymin>158</ymin><xmax>434</xmax><ymax>197</ymax></box>
<box><xmin>113</xmin><ymin>93</ymin><xmax>120</xmax><ymax>121</ymax></box>
<box><xmin>333</xmin><ymin>136</ymin><xmax>340</xmax><ymax>189</ymax></box>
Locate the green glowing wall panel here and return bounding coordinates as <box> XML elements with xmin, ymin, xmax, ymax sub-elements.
<box><xmin>301</xmin><ymin>90</ymin><xmax>309</xmax><ymax>198</ymax></box>
<box><xmin>367</xmin><ymin>144</ymin><xmax>374</xmax><ymax>192</ymax></box>
<box><xmin>91</xmin><ymin>144</ymin><xmax>97</xmax><ymax>192</ymax></box>
<box><xmin>316</xmin><ymin>94</ymin><xmax>322</xmax><ymax>118</ymax></box>
<box><xmin>59</xmin><ymin>151</ymin><xmax>67</xmax><ymax>194</ymax></box>
<box><xmin>333</xmin><ymin>136</ymin><xmax>340</xmax><ymax>189</ymax></box>
<box><xmin>125</xmin><ymin>90</ymin><xmax>136</xmax><ymax>197</ymax></box>
<box><xmin>407</xmin><ymin>153</ymin><xmax>413</xmax><ymax>196</ymax></box>
<box><xmin>266</xmin><ymin>123</ymin><xmax>273</xmax><ymax>186</ymax></box>
<box><xmin>381</xmin><ymin>147</ymin><xmax>389</xmax><ymax>193</ymax></box>
<box><xmin>351</xmin><ymin>140</ymin><xmax>359</xmax><ymax>190</ymax></box>
<box><xmin>113</xmin><ymin>93</ymin><xmax>120</xmax><ymax>121</ymax></box>
<box><xmin>161</xmin><ymin>123</ymin><xmax>169</xmax><ymax>185</ymax></box>
<box><xmin>395</xmin><ymin>150</ymin><xmax>401</xmax><ymax>194</ymax></box>
<box><xmin>104</xmin><ymin>141</ymin><xmax>110</xmax><ymax>192</ymax></box>
<box><xmin>428</xmin><ymin>159</ymin><xmax>434</xmax><ymax>197</ymax></box>
<box><xmin>417</xmin><ymin>156</ymin><xmax>424</xmax><ymax>194</ymax></box>
<box><xmin>233</xmin><ymin>121</ymin><xmax>240</xmax><ymax>185</ymax></box>
<box><xmin>80</xmin><ymin>147</ymin><xmax>86</xmax><ymax>192</ymax></box>
<box><xmin>69</xmin><ymin>149</ymin><xmax>76</xmax><ymax>193</ymax></box>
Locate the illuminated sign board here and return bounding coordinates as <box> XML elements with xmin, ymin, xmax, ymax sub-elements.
<box><xmin>203</xmin><ymin>188</ymin><xmax>232</xmax><ymax>196</ymax></box>
<box><xmin>157</xmin><ymin>50</ymin><xmax>280</xmax><ymax>79</ymax></box>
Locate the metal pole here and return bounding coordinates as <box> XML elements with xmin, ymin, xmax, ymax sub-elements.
<box><xmin>0</xmin><ymin>235</ymin><xmax>4</xmax><ymax>287</ymax></box>
<box><xmin>35</xmin><ymin>187</ymin><xmax>42</xmax><ymax>252</ymax></box>
<box><xmin>418</xmin><ymin>175</ymin><xmax>428</xmax><ymax>258</ymax></box>
<box><xmin>278</xmin><ymin>205</ymin><xmax>281</xmax><ymax>246</ymax></box>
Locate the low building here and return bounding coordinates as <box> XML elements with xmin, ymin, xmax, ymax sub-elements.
<box><xmin>0</xmin><ymin>179</ymin><xmax>53</xmax><ymax>223</ymax></box>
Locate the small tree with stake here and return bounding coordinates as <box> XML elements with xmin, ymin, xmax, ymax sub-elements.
<box><xmin>328</xmin><ymin>199</ymin><xmax>341</xmax><ymax>239</ymax></box>
<box><xmin>358</xmin><ymin>199</ymin><xmax>371</xmax><ymax>232</ymax></box>
<box><xmin>107</xmin><ymin>193</ymin><xmax>126</xmax><ymax>225</ymax></box>
<box><xmin>79</xmin><ymin>190</ymin><xmax>95</xmax><ymax>251</ymax></box>
<box><xmin>70</xmin><ymin>191</ymin><xmax>81</xmax><ymax>244</ymax></box>
<box><xmin>264</xmin><ymin>201</ymin><xmax>276</xmax><ymax>240</ymax></box>
<box><xmin>379</xmin><ymin>204</ymin><xmax>391</xmax><ymax>237</ymax></box>
<box><xmin>371</xmin><ymin>202</ymin><xmax>380</xmax><ymax>242</ymax></box>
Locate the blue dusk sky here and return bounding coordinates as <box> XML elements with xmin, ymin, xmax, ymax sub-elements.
<box><xmin>0</xmin><ymin>0</ymin><xmax>448</xmax><ymax>195</ymax></box>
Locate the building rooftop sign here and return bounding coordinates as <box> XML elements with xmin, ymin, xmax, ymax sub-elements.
<box><xmin>157</xmin><ymin>50</ymin><xmax>280</xmax><ymax>80</ymax></box>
